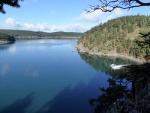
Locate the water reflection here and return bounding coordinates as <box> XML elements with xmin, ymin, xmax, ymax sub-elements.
<box><xmin>78</xmin><ymin>52</ymin><xmax>150</xmax><ymax>112</ymax></box>
<box><xmin>8</xmin><ymin>46</ymin><xmax>17</xmax><ymax>54</ymax></box>
<box><xmin>35</xmin><ymin>78</ymin><xmax>102</xmax><ymax>113</ymax></box>
<box><xmin>0</xmin><ymin>43</ymin><xmax>14</xmax><ymax>52</ymax></box>
<box><xmin>0</xmin><ymin>39</ymin><xmax>103</xmax><ymax>113</ymax></box>
<box><xmin>0</xmin><ymin>92</ymin><xmax>34</xmax><ymax>113</ymax></box>
<box><xmin>0</xmin><ymin>44</ymin><xmax>15</xmax><ymax>76</ymax></box>
<box><xmin>1</xmin><ymin>64</ymin><xmax>9</xmax><ymax>76</ymax></box>
<box><xmin>1</xmin><ymin>39</ymin><xmax>147</xmax><ymax>113</ymax></box>
<box><xmin>79</xmin><ymin>52</ymin><xmax>137</xmax><ymax>75</ymax></box>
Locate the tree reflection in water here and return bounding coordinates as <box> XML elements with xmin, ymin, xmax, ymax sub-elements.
<box><xmin>89</xmin><ymin>63</ymin><xmax>150</xmax><ymax>113</ymax></box>
<box><xmin>78</xmin><ymin>32</ymin><xmax>150</xmax><ymax>112</ymax></box>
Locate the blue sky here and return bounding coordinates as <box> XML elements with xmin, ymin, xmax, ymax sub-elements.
<box><xmin>0</xmin><ymin>0</ymin><xmax>150</xmax><ymax>32</ymax></box>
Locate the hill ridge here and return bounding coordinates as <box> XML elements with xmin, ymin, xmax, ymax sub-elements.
<box><xmin>77</xmin><ymin>15</ymin><xmax>150</xmax><ymax>62</ymax></box>
<box><xmin>0</xmin><ymin>29</ymin><xmax>82</xmax><ymax>39</ymax></box>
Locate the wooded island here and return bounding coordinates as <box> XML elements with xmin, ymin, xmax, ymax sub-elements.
<box><xmin>77</xmin><ymin>15</ymin><xmax>150</xmax><ymax>62</ymax></box>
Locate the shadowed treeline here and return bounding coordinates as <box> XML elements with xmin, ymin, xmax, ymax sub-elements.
<box><xmin>78</xmin><ymin>52</ymin><xmax>137</xmax><ymax>75</ymax></box>
<box><xmin>0</xmin><ymin>92</ymin><xmax>34</xmax><ymax>113</ymax></box>
<box><xmin>34</xmin><ymin>75</ymin><xmax>108</xmax><ymax>113</ymax></box>
<box><xmin>0</xmin><ymin>43</ymin><xmax>15</xmax><ymax>51</ymax></box>
<box><xmin>35</xmin><ymin>82</ymin><xmax>96</xmax><ymax>113</ymax></box>
<box><xmin>89</xmin><ymin>62</ymin><xmax>150</xmax><ymax>113</ymax></box>
<box><xmin>78</xmin><ymin>51</ymin><xmax>150</xmax><ymax>112</ymax></box>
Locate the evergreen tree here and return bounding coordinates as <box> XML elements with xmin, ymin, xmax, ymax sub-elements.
<box><xmin>0</xmin><ymin>0</ymin><xmax>23</xmax><ymax>13</ymax></box>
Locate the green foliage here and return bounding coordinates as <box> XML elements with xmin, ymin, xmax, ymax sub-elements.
<box><xmin>133</xmin><ymin>32</ymin><xmax>150</xmax><ymax>61</ymax></box>
<box><xmin>78</xmin><ymin>15</ymin><xmax>150</xmax><ymax>61</ymax></box>
<box><xmin>89</xmin><ymin>63</ymin><xmax>150</xmax><ymax>113</ymax></box>
<box><xmin>0</xmin><ymin>32</ymin><xmax>15</xmax><ymax>42</ymax></box>
<box><xmin>79</xmin><ymin>52</ymin><xmax>137</xmax><ymax>74</ymax></box>
<box><xmin>0</xmin><ymin>29</ymin><xmax>82</xmax><ymax>39</ymax></box>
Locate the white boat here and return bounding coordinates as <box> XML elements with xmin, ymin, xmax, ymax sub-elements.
<box><xmin>110</xmin><ymin>64</ymin><xmax>129</xmax><ymax>70</ymax></box>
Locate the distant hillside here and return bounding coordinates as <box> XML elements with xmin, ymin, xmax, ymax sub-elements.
<box><xmin>77</xmin><ymin>15</ymin><xmax>150</xmax><ymax>62</ymax></box>
<box><xmin>0</xmin><ymin>29</ymin><xmax>82</xmax><ymax>39</ymax></box>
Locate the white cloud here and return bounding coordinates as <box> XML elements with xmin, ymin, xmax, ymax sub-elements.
<box><xmin>23</xmin><ymin>23</ymin><xmax>88</xmax><ymax>32</ymax></box>
<box><xmin>36</xmin><ymin>23</ymin><xmax>50</xmax><ymax>31</ymax></box>
<box><xmin>78</xmin><ymin>10</ymin><xmax>104</xmax><ymax>22</ymax></box>
<box><xmin>2</xmin><ymin>9</ymin><xmax>123</xmax><ymax>33</ymax></box>
<box><xmin>23</xmin><ymin>23</ymin><xmax>50</xmax><ymax>31</ymax></box>
<box><xmin>77</xmin><ymin>8</ymin><xmax>124</xmax><ymax>23</ymax></box>
<box><xmin>3</xmin><ymin>18</ymin><xmax>89</xmax><ymax>32</ymax></box>
<box><xmin>5</xmin><ymin>18</ymin><xmax>21</xmax><ymax>28</ymax></box>
<box><xmin>23</xmin><ymin>23</ymin><xmax>35</xmax><ymax>29</ymax></box>
<box><xmin>49</xmin><ymin>24</ymin><xmax>89</xmax><ymax>32</ymax></box>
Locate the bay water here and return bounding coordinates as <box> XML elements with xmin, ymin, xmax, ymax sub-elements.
<box><xmin>0</xmin><ymin>39</ymin><xmax>135</xmax><ymax>113</ymax></box>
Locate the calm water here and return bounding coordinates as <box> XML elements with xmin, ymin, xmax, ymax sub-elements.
<box><xmin>0</xmin><ymin>39</ymin><xmax>136</xmax><ymax>113</ymax></box>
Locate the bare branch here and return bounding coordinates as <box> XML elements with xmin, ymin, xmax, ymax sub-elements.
<box><xmin>88</xmin><ymin>0</ymin><xmax>150</xmax><ymax>12</ymax></box>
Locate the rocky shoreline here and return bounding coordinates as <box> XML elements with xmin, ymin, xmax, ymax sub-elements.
<box><xmin>76</xmin><ymin>43</ymin><xmax>144</xmax><ymax>63</ymax></box>
<box><xmin>0</xmin><ymin>40</ymin><xmax>14</xmax><ymax>44</ymax></box>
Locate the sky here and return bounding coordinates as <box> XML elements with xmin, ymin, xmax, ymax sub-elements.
<box><xmin>0</xmin><ymin>0</ymin><xmax>150</xmax><ymax>33</ymax></box>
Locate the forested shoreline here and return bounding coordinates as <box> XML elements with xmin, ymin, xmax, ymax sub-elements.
<box><xmin>0</xmin><ymin>32</ymin><xmax>15</xmax><ymax>44</ymax></box>
<box><xmin>77</xmin><ymin>15</ymin><xmax>150</xmax><ymax>62</ymax></box>
<box><xmin>0</xmin><ymin>29</ymin><xmax>82</xmax><ymax>39</ymax></box>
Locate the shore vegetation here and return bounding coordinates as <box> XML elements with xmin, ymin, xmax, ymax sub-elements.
<box><xmin>0</xmin><ymin>32</ymin><xmax>15</xmax><ymax>44</ymax></box>
<box><xmin>77</xmin><ymin>15</ymin><xmax>150</xmax><ymax>62</ymax></box>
